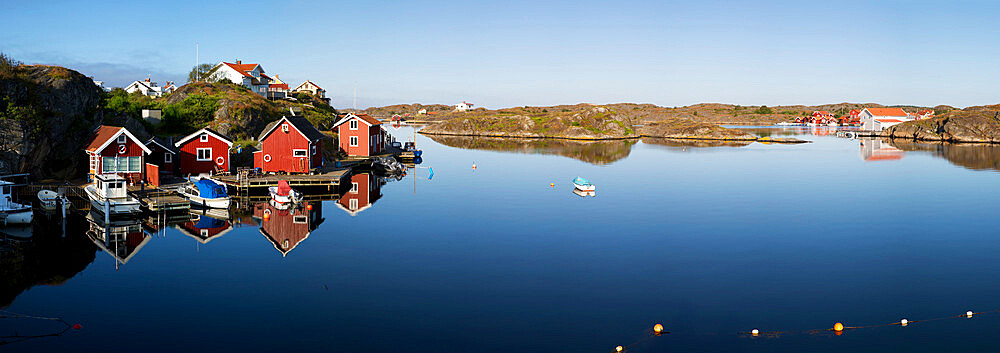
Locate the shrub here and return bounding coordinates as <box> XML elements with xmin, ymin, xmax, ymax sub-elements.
<box><xmin>753</xmin><ymin>105</ymin><xmax>773</xmax><ymax>114</ymax></box>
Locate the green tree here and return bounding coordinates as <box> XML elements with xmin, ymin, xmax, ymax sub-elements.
<box><xmin>753</xmin><ymin>105</ymin><xmax>773</xmax><ymax>114</ymax></box>
<box><xmin>187</xmin><ymin>63</ymin><xmax>216</xmax><ymax>82</ymax></box>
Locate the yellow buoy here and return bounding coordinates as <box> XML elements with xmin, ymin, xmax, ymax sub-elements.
<box><xmin>833</xmin><ymin>322</ymin><xmax>844</xmax><ymax>332</ymax></box>
<box><xmin>653</xmin><ymin>323</ymin><xmax>664</xmax><ymax>334</ymax></box>
<box><xmin>616</xmin><ymin>346</ymin><xmax>623</xmax><ymax>352</ymax></box>
<box><xmin>550</xmin><ymin>183</ymin><xmax>554</xmax><ymax>187</ymax></box>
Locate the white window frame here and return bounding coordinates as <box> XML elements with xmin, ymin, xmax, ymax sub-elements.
<box><xmin>349</xmin><ymin>198</ymin><xmax>358</xmax><ymax>210</ymax></box>
<box><xmin>349</xmin><ymin>136</ymin><xmax>358</xmax><ymax>147</ymax></box>
<box><xmin>196</xmin><ymin>148</ymin><xmax>212</xmax><ymax>161</ymax></box>
<box><xmin>311</xmin><ymin>145</ymin><xmax>317</xmax><ymax>155</ymax></box>
<box><xmin>293</xmin><ymin>149</ymin><xmax>308</xmax><ymax>157</ymax></box>
<box><xmin>117</xmin><ymin>134</ymin><xmax>127</xmax><ymax>144</ymax></box>
<box><xmin>351</xmin><ymin>182</ymin><xmax>358</xmax><ymax>194</ymax></box>
<box><xmin>293</xmin><ymin>215</ymin><xmax>307</xmax><ymax>224</ymax></box>
<box><xmin>200</xmin><ymin>134</ymin><xmax>208</xmax><ymax>142</ymax></box>
<box><xmin>349</xmin><ymin>120</ymin><xmax>358</xmax><ymax>130</ymax></box>
<box><xmin>164</xmin><ymin>153</ymin><xmax>172</xmax><ymax>163</ymax></box>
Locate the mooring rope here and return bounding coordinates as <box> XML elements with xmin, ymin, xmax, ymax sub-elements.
<box><xmin>0</xmin><ymin>310</ymin><xmax>79</xmax><ymax>346</ymax></box>
<box><xmin>611</xmin><ymin>308</ymin><xmax>998</xmax><ymax>352</ymax></box>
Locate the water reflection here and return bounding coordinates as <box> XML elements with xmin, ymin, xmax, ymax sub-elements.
<box><xmin>425</xmin><ymin>135</ymin><xmax>636</xmax><ymax>165</ymax></box>
<box><xmin>640</xmin><ymin>137</ymin><xmax>752</xmax><ymax>149</ymax></box>
<box><xmin>0</xmin><ymin>222</ymin><xmax>96</xmax><ymax>308</ymax></box>
<box><xmin>887</xmin><ymin>139</ymin><xmax>1000</xmax><ymax>172</ymax></box>
<box><xmin>859</xmin><ymin>138</ymin><xmax>905</xmax><ymax>161</ymax></box>
<box><xmin>175</xmin><ymin>209</ymin><xmax>234</xmax><ymax>244</ymax></box>
<box><xmin>337</xmin><ymin>172</ymin><xmax>384</xmax><ymax>216</ymax></box>
<box><xmin>84</xmin><ymin>211</ymin><xmax>150</xmax><ymax>268</ymax></box>
<box><xmin>254</xmin><ymin>201</ymin><xmax>324</xmax><ymax>257</ymax></box>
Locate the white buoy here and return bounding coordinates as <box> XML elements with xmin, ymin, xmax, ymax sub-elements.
<box><xmin>751</xmin><ymin>328</ymin><xmax>759</xmax><ymax>336</ymax></box>
<box><xmin>967</xmin><ymin>310</ymin><xmax>974</xmax><ymax>318</ymax></box>
<box><xmin>900</xmin><ymin>319</ymin><xmax>908</xmax><ymax>326</ymax></box>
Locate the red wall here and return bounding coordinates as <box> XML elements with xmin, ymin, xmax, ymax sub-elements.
<box><xmin>97</xmin><ymin>135</ymin><xmax>145</xmax><ymax>183</ymax></box>
<box><xmin>260</xmin><ymin>122</ymin><xmax>313</xmax><ymax>173</ymax></box>
<box><xmin>177</xmin><ymin>134</ymin><xmax>231</xmax><ymax>175</ymax></box>
<box><xmin>146</xmin><ymin>145</ymin><xmax>175</xmax><ymax>175</ymax></box>
<box><xmin>254</xmin><ymin>201</ymin><xmax>317</xmax><ymax>254</ymax></box>
<box><xmin>337</xmin><ymin>119</ymin><xmax>385</xmax><ymax>156</ymax></box>
<box><xmin>339</xmin><ymin>173</ymin><xmax>377</xmax><ymax>211</ymax></box>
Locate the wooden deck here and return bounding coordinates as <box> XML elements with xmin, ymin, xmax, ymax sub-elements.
<box><xmin>128</xmin><ymin>186</ymin><xmax>190</xmax><ymax>212</ymax></box>
<box><xmin>213</xmin><ymin>166</ymin><xmax>351</xmax><ymax>190</ymax></box>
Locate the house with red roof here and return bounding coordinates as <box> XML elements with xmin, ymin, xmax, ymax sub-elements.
<box><xmin>332</xmin><ymin>113</ymin><xmax>388</xmax><ymax>157</ymax></box>
<box><xmin>454</xmin><ymin>101</ymin><xmax>474</xmax><ymax>112</ymax></box>
<box><xmin>253</xmin><ymin>116</ymin><xmax>328</xmax><ymax>173</ymax></box>
<box><xmin>83</xmin><ymin>125</ymin><xmax>151</xmax><ymax>184</ymax></box>
<box><xmin>207</xmin><ymin>60</ymin><xmax>276</xmax><ymax>97</ymax></box>
<box><xmin>859</xmin><ymin>107</ymin><xmax>912</xmax><ymax>131</ymax></box>
<box><xmin>174</xmin><ymin>128</ymin><xmax>234</xmax><ymax>176</ymax></box>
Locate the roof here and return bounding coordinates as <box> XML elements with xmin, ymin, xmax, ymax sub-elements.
<box><xmin>146</xmin><ymin>136</ymin><xmax>179</xmax><ymax>154</ymax></box>
<box><xmin>175</xmin><ymin>127</ymin><xmax>234</xmax><ymax>147</ymax></box>
<box><xmin>258</xmin><ymin>116</ymin><xmax>327</xmax><ymax>142</ymax></box>
<box><xmin>84</xmin><ymin>125</ymin><xmax>152</xmax><ymax>154</ymax></box>
<box><xmin>221</xmin><ymin>62</ymin><xmax>261</xmax><ymax>78</ymax></box>
<box><xmin>865</xmin><ymin>107</ymin><xmax>909</xmax><ymax>117</ymax></box>
<box><xmin>875</xmin><ymin>119</ymin><xmax>904</xmax><ymax>123</ymax></box>
<box><xmin>295</xmin><ymin>80</ymin><xmax>323</xmax><ymax>91</ymax></box>
<box><xmin>331</xmin><ymin>113</ymin><xmax>382</xmax><ymax>129</ymax></box>
<box><xmin>269</xmin><ymin>83</ymin><xmax>289</xmax><ymax>90</ymax></box>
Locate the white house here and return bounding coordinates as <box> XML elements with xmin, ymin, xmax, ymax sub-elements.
<box><xmin>859</xmin><ymin>107</ymin><xmax>912</xmax><ymax>131</ymax></box>
<box><xmin>207</xmin><ymin>60</ymin><xmax>273</xmax><ymax>97</ymax></box>
<box><xmin>292</xmin><ymin>80</ymin><xmax>329</xmax><ymax>104</ymax></box>
<box><xmin>125</xmin><ymin>78</ymin><xmax>175</xmax><ymax>97</ymax></box>
<box><xmin>454</xmin><ymin>101</ymin><xmax>474</xmax><ymax>112</ymax></box>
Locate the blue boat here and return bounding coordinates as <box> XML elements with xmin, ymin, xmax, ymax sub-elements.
<box><xmin>178</xmin><ymin>179</ymin><xmax>231</xmax><ymax>208</ymax></box>
<box><xmin>572</xmin><ymin>177</ymin><xmax>595</xmax><ymax>191</ymax></box>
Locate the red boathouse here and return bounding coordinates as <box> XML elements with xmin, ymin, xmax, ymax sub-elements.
<box><xmin>83</xmin><ymin>125</ymin><xmax>151</xmax><ymax>184</ymax></box>
<box><xmin>175</xmin><ymin>128</ymin><xmax>233</xmax><ymax>175</ymax></box>
<box><xmin>332</xmin><ymin>113</ymin><xmax>387</xmax><ymax>157</ymax></box>
<box><xmin>253</xmin><ymin>116</ymin><xmax>327</xmax><ymax>173</ymax></box>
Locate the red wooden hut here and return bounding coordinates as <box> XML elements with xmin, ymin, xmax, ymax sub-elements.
<box><xmin>253</xmin><ymin>116</ymin><xmax>327</xmax><ymax>173</ymax></box>
<box><xmin>83</xmin><ymin>125</ymin><xmax>151</xmax><ymax>184</ymax></box>
<box><xmin>145</xmin><ymin>136</ymin><xmax>178</xmax><ymax>177</ymax></box>
<box><xmin>175</xmin><ymin>128</ymin><xmax>233</xmax><ymax>175</ymax></box>
<box><xmin>332</xmin><ymin>113</ymin><xmax>387</xmax><ymax>157</ymax></box>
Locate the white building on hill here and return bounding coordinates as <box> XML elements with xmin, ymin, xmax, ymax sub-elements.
<box><xmin>454</xmin><ymin>101</ymin><xmax>473</xmax><ymax>112</ymax></box>
<box><xmin>859</xmin><ymin>107</ymin><xmax>913</xmax><ymax>131</ymax></box>
<box><xmin>207</xmin><ymin>60</ymin><xmax>274</xmax><ymax>97</ymax></box>
<box><xmin>124</xmin><ymin>78</ymin><xmax>175</xmax><ymax>97</ymax></box>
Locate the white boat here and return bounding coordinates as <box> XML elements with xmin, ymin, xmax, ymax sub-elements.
<box><xmin>572</xmin><ymin>176</ymin><xmax>596</xmax><ymax>192</ymax></box>
<box><xmin>775</xmin><ymin>122</ymin><xmax>799</xmax><ymax>126</ymax></box>
<box><xmin>37</xmin><ymin>189</ymin><xmax>69</xmax><ymax>212</ymax></box>
<box><xmin>177</xmin><ymin>179</ymin><xmax>231</xmax><ymax>209</ymax></box>
<box><xmin>85</xmin><ymin>174</ymin><xmax>141</xmax><ymax>215</ymax></box>
<box><xmin>0</xmin><ymin>180</ymin><xmax>33</xmax><ymax>225</ymax></box>
<box><xmin>572</xmin><ymin>188</ymin><xmax>596</xmax><ymax>197</ymax></box>
<box><xmin>269</xmin><ymin>180</ymin><xmax>302</xmax><ymax>204</ymax></box>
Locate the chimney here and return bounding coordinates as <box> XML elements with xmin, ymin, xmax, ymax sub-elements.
<box><xmin>236</xmin><ymin>60</ymin><xmax>241</xmax><ymax>65</ymax></box>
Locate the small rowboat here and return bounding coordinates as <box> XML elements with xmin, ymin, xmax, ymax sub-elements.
<box><xmin>572</xmin><ymin>176</ymin><xmax>595</xmax><ymax>192</ymax></box>
<box><xmin>269</xmin><ymin>180</ymin><xmax>302</xmax><ymax>204</ymax></box>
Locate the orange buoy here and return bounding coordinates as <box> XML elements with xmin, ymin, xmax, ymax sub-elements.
<box><xmin>306</xmin><ymin>204</ymin><xmax>313</xmax><ymax>210</ymax></box>
<box><xmin>615</xmin><ymin>346</ymin><xmax>623</xmax><ymax>352</ymax></box>
<box><xmin>550</xmin><ymin>183</ymin><xmax>554</xmax><ymax>187</ymax></box>
<box><xmin>653</xmin><ymin>323</ymin><xmax>664</xmax><ymax>334</ymax></box>
<box><xmin>833</xmin><ymin>322</ymin><xmax>844</xmax><ymax>332</ymax></box>
<box><xmin>263</xmin><ymin>213</ymin><xmax>270</xmax><ymax>221</ymax></box>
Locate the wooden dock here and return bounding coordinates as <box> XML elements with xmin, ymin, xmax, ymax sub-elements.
<box><xmin>213</xmin><ymin>166</ymin><xmax>351</xmax><ymax>191</ymax></box>
<box><xmin>128</xmin><ymin>186</ymin><xmax>190</xmax><ymax>212</ymax></box>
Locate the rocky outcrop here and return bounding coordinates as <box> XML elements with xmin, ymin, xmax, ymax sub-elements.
<box><xmin>638</xmin><ymin>118</ymin><xmax>758</xmax><ymax>140</ymax></box>
<box><xmin>419</xmin><ymin>106</ymin><xmax>638</xmax><ymax>140</ymax></box>
<box><xmin>883</xmin><ymin>106</ymin><xmax>1000</xmax><ymax>143</ymax></box>
<box><xmin>0</xmin><ymin>65</ymin><xmax>103</xmax><ymax>178</ymax></box>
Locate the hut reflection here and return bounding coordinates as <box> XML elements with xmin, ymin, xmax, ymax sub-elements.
<box><xmin>254</xmin><ymin>201</ymin><xmax>324</xmax><ymax>257</ymax></box>
<box><xmin>337</xmin><ymin>172</ymin><xmax>383</xmax><ymax>216</ymax></box>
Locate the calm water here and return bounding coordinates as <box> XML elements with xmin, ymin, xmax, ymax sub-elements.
<box><xmin>3</xmin><ymin>125</ymin><xmax>1000</xmax><ymax>352</ymax></box>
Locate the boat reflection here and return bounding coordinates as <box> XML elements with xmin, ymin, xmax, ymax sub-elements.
<box><xmin>84</xmin><ymin>211</ymin><xmax>150</xmax><ymax>268</ymax></box>
<box><xmin>337</xmin><ymin>172</ymin><xmax>384</xmax><ymax>216</ymax></box>
<box><xmin>175</xmin><ymin>208</ymin><xmax>234</xmax><ymax>244</ymax></box>
<box><xmin>254</xmin><ymin>201</ymin><xmax>324</xmax><ymax>257</ymax></box>
<box><xmin>425</xmin><ymin>135</ymin><xmax>636</xmax><ymax>165</ymax></box>
<box><xmin>572</xmin><ymin>188</ymin><xmax>596</xmax><ymax>197</ymax></box>
<box><xmin>859</xmin><ymin>138</ymin><xmax>905</xmax><ymax>161</ymax></box>
<box><xmin>886</xmin><ymin>139</ymin><xmax>1000</xmax><ymax>172</ymax></box>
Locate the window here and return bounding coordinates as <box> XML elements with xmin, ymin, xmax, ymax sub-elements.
<box><xmin>200</xmin><ymin>134</ymin><xmax>208</xmax><ymax>142</ymax></box>
<box><xmin>349</xmin><ymin>199</ymin><xmax>358</xmax><ymax>210</ymax></box>
<box><xmin>164</xmin><ymin>153</ymin><xmax>172</xmax><ymax>163</ymax></box>
<box><xmin>351</xmin><ymin>182</ymin><xmax>358</xmax><ymax>194</ymax></box>
<box><xmin>102</xmin><ymin>157</ymin><xmax>141</xmax><ymax>173</ymax></box>
<box><xmin>349</xmin><ymin>120</ymin><xmax>358</xmax><ymax>130</ymax></box>
<box><xmin>311</xmin><ymin>145</ymin><xmax>317</xmax><ymax>155</ymax></box>
<box><xmin>349</xmin><ymin>136</ymin><xmax>358</xmax><ymax>147</ymax></box>
<box><xmin>117</xmin><ymin>134</ymin><xmax>126</xmax><ymax>144</ymax></box>
<box><xmin>197</xmin><ymin>148</ymin><xmax>212</xmax><ymax>161</ymax></box>
<box><xmin>293</xmin><ymin>149</ymin><xmax>307</xmax><ymax>157</ymax></box>
<box><xmin>293</xmin><ymin>215</ymin><xmax>307</xmax><ymax>224</ymax></box>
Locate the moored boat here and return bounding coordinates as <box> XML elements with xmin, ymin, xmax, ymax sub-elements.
<box><xmin>85</xmin><ymin>174</ymin><xmax>141</xmax><ymax>215</ymax></box>
<box><xmin>269</xmin><ymin>180</ymin><xmax>302</xmax><ymax>204</ymax></box>
<box><xmin>572</xmin><ymin>176</ymin><xmax>596</xmax><ymax>192</ymax></box>
<box><xmin>178</xmin><ymin>179</ymin><xmax>231</xmax><ymax>209</ymax></box>
<box><xmin>37</xmin><ymin>189</ymin><xmax>69</xmax><ymax>212</ymax></box>
<box><xmin>0</xmin><ymin>180</ymin><xmax>33</xmax><ymax>225</ymax></box>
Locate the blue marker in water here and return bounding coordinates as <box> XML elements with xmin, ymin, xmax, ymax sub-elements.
<box><xmin>428</xmin><ymin>167</ymin><xmax>434</xmax><ymax>180</ymax></box>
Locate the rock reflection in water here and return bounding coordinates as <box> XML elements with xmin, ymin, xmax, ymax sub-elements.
<box><xmin>426</xmin><ymin>135</ymin><xmax>636</xmax><ymax>165</ymax></box>
<box><xmin>888</xmin><ymin>139</ymin><xmax>1000</xmax><ymax>172</ymax></box>
<box><xmin>0</xmin><ymin>220</ymin><xmax>97</xmax><ymax>308</ymax></box>
<box><xmin>640</xmin><ymin>137</ymin><xmax>753</xmax><ymax>150</ymax></box>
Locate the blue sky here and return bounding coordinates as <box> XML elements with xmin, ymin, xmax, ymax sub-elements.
<box><xmin>2</xmin><ymin>0</ymin><xmax>998</xmax><ymax>109</ymax></box>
